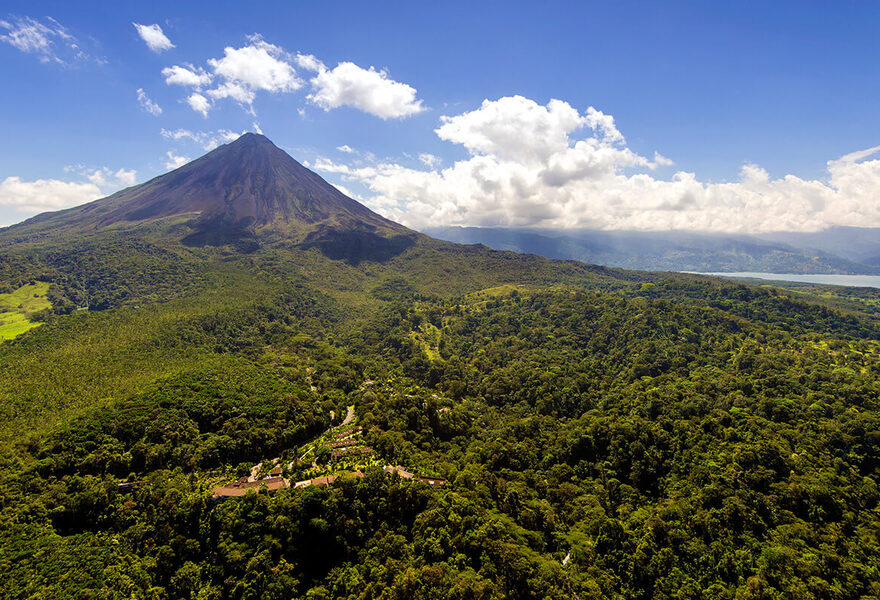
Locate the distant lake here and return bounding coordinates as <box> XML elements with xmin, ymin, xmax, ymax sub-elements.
<box><xmin>691</xmin><ymin>272</ymin><xmax>880</xmax><ymax>289</ymax></box>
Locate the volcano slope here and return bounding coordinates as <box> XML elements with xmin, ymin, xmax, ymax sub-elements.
<box><xmin>0</xmin><ymin>134</ymin><xmax>879</xmax><ymax>599</ymax></box>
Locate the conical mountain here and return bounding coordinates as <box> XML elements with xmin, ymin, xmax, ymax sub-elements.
<box><xmin>8</xmin><ymin>133</ymin><xmax>413</xmax><ymax>251</ymax></box>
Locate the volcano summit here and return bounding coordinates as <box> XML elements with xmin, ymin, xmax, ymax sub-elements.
<box><xmin>7</xmin><ymin>133</ymin><xmax>414</xmax><ymax>258</ymax></box>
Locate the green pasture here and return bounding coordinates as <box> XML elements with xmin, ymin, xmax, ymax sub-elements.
<box><xmin>0</xmin><ymin>282</ymin><xmax>51</xmax><ymax>340</ymax></box>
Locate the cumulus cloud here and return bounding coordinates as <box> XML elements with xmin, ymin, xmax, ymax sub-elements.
<box><xmin>332</xmin><ymin>182</ymin><xmax>356</xmax><ymax>198</ymax></box>
<box><xmin>0</xmin><ymin>16</ymin><xmax>93</xmax><ymax>65</ymax></box>
<box><xmin>0</xmin><ymin>177</ymin><xmax>101</xmax><ymax>212</ymax></box>
<box><xmin>419</xmin><ymin>153</ymin><xmax>442</xmax><ymax>168</ymax></box>
<box><xmin>136</xmin><ymin>88</ymin><xmax>162</xmax><ymax>116</ymax></box>
<box><xmin>294</xmin><ymin>53</ymin><xmax>324</xmax><ymax>72</ymax></box>
<box><xmin>207</xmin><ymin>36</ymin><xmax>300</xmax><ymax>95</ymax></box>
<box><xmin>159</xmin><ymin>38</ymin><xmax>423</xmax><ymax>119</ymax></box>
<box><xmin>337</xmin><ymin>144</ymin><xmax>355</xmax><ymax>154</ymax></box>
<box><xmin>0</xmin><ymin>166</ymin><xmax>136</xmax><ymax>215</ymax></box>
<box><xmin>435</xmin><ymin>96</ymin><xmax>622</xmax><ymax>163</ymax></box>
<box><xmin>305</xmin><ymin>61</ymin><xmax>425</xmax><ymax>119</ymax></box>
<box><xmin>164</xmin><ymin>35</ymin><xmax>301</xmax><ymax>116</ymax></box>
<box><xmin>162</xmin><ymin>64</ymin><xmax>212</xmax><ymax>87</ymax></box>
<box><xmin>187</xmin><ymin>93</ymin><xmax>210</xmax><ymax>117</ymax></box>
<box><xmin>133</xmin><ymin>23</ymin><xmax>174</xmax><ymax>53</ymax></box>
<box><xmin>164</xmin><ymin>151</ymin><xmax>189</xmax><ymax>169</ymax></box>
<box><xmin>310</xmin><ymin>95</ymin><xmax>880</xmax><ymax>233</ymax></box>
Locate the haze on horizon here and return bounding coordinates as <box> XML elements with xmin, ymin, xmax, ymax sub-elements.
<box><xmin>1</xmin><ymin>1</ymin><xmax>878</xmax><ymax>233</ymax></box>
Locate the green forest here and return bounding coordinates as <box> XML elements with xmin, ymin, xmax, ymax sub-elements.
<box><xmin>1</xmin><ymin>231</ymin><xmax>880</xmax><ymax>600</ymax></box>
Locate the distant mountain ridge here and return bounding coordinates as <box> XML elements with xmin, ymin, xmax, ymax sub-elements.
<box><xmin>425</xmin><ymin>226</ymin><xmax>880</xmax><ymax>274</ymax></box>
<box><xmin>757</xmin><ymin>227</ymin><xmax>880</xmax><ymax>267</ymax></box>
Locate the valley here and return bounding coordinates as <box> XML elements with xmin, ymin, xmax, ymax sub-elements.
<box><xmin>0</xmin><ymin>135</ymin><xmax>879</xmax><ymax>599</ymax></box>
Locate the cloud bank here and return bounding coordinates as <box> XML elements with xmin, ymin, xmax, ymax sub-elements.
<box><xmin>314</xmin><ymin>95</ymin><xmax>880</xmax><ymax>233</ymax></box>
<box><xmin>0</xmin><ymin>167</ymin><xmax>136</xmax><ymax>214</ymax></box>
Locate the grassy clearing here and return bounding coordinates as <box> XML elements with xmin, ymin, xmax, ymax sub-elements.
<box><xmin>0</xmin><ymin>282</ymin><xmax>52</xmax><ymax>313</ymax></box>
<box><xmin>0</xmin><ymin>282</ymin><xmax>51</xmax><ymax>341</ymax></box>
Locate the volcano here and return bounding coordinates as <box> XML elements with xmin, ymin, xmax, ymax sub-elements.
<box><xmin>9</xmin><ymin>133</ymin><xmax>416</xmax><ymax>259</ymax></box>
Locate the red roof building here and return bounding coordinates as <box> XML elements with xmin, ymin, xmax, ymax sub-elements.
<box><xmin>327</xmin><ymin>439</ymin><xmax>358</xmax><ymax>449</ymax></box>
<box><xmin>383</xmin><ymin>465</ymin><xmax>415</xmax><ymax>480</ymax></box>
<box><xmin>213</xmin><ymin>477</ymin><xmax>288</xmax><ymax>497</ymax></box>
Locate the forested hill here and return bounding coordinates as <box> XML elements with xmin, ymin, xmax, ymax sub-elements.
<box><xmin>1</xmin><ymin>136</ymin><xmax>880</xmax><ymax>598</ymax></box>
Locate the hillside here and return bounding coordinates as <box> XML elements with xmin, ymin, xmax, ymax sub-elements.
<box><xmin>1</xmin><ymin>135</ymin><xmax>880</xmax><ymax>599</ymax></box>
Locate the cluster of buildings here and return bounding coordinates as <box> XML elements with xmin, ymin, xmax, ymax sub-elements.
<box><xmin>327</xmin><ymin>425</ymin><xmax>372</xmax><ymax>461</ymax></box>
<box><xmin>211</xmin><ymin>464</ymin><xmax>447</xmax><ymax>498</ymax></box>
<box><xmin>211</xmin><ymin>476</ymin><xmax>288</xmax><ymax>497</ymax></box>
<box><xmin>382</xmin><ymin>465</ymin><xmax>447</xmax><ymax>488</ymax></box>
<box><xmin>210</xmin><ymin>420</ymin><xmax>448</xmax><ymax>499</ymax></box>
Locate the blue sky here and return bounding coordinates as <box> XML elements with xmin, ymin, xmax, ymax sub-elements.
<box><xmin>1</xmin><ymin>1</ymin><xmax>879</xmax><ymax>231</ymax></box>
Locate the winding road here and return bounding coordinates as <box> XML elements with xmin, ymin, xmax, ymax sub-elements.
<box><xmin>340</xmin><ymin>404</ymin><xmax>355</xmax><ymax>427</ymax></box>
<box><xmin>296</xmin><ymin>405</ymin><xmax>355</xmax><ymax>464</ymax></box>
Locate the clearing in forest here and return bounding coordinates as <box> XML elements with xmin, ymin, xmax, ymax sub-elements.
<box><xmin>0</xmin><ymin>282</ymin><xmax>51</xmax><ymax>341</ymax></box>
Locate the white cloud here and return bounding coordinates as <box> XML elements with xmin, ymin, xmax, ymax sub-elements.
<box><xmin>187</xmin><ymin>93</ymin><xmax>210</xmax><ymax>117</ymax></box>
<box><xmin>206</xmin><ymin>81</ymin><xmax>255</xmax><ymax>105</ymax></box>
<box><xmin>208</xmin><ymin>36</ymin><xmax>301</xmax><ymax>92</ymax></box>
<box><xmin>0</xmin><ymin>166</ymin><xmax>136</xmax><ymax>214</ymax></box>
<box><xmin>160</xmin><ymin>127</ymin><xmax>241</xmax><ymax>149</ymax></box>
<box><xmin>133</xmin><ymin>23</ymin><xmax>174</xmax><ymax>53</ymax></box>
<box><xmin>77</xmin><ymin>166</ymin><xmax>137</xmax><ymax>188</ymax></box>
<box><xmin>198</xmin><ymin>35</ymin><xmax>301</xmax><ymax>114</ymax></box>
<box><xmin>653</xmin><ymin>152</ymin><xmax>674</xmax><ymax>167</ymax></box>
<box><xmin>116</xmin><ymin>169</ymin><xmax>137</xmax><ymax>186</ymax></box>
<box><xmin>166</xmin><ymin>35</ymin><xmax>302</xmax><ymax>116</ymax></box>
<box><xmin>436</xmin><ymin>96</ymin><xmax>605</xmax><ymax>163</ymax></box>
<box><xmin>136</xmin><ymin>88</ymin><xmax>162</xmax><ymax>116</ymax></box>
<box><xmin>307</xmin><ymin>61</ymin><xmax>425</xmax><ymax>119</ymax></box>
<box><xmin>162</xmin><ymin>64</ymin><xmax>212</xmax><ymax>87</ymax></box>
<box><xmin>0</xmin><ymin>16</ymin><xmax>92</xmax><ymax>65</ymax></box>
<box><xmin>310</xmin><ymin>95</ymin><xmax>880</xmax><ymax>233</ymax></box>
<box><xmin>0</xmin><ymin>17</ymin><xmax>53</xmax><ymax>54</ymax></box>
<box><xmin>164</xmin><ymin>151</ymin><xmax>189</xmax><ymax>169</ymax></box>
<box><xmin>294</xmin><ymin>53</ymin><xmax>324</xmax><ymax>72</ymax></box>
<box><xmin>332</xmin><ymin>182</ymin><xmax>356</xmax><ymax>198</ymax></box>
<box><xmin>419</xmin><ymin>153</ymin><xmax>442</xmax><ymax>168</ymax></box>
<box><xmin>159</xmin><ymin>38</ymin><xmax>423</xmax><ymax>120</ymax></box>
<box><xmin>0</xmin><ymin>177</ymin><xmax>101</xmax><ymax>211</ymax></box>
<box><xmin>337</xmin><ymin>144</ymin><xmax>355</xmax><ymax>154</ymax></box>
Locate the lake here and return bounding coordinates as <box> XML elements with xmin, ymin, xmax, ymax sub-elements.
<box><xmin>692</xmin><ymin>272</ymin><xmax>880</xmax><ymax>289</ymax></box>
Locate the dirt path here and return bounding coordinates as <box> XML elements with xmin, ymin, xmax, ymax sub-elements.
<box><xmin>341</xmin><ymin>405</ymin><xmax>355</xmax><ymax>427</ymax></box>
<box><xmin>236</xmin><ymin>403</ymin><xmax>360</xmax><ymax>484</ymax></box>
<box><xmin>294</xmin><ymin>404</ymin><xmax>355</xmax><ymax>465</ymax></box>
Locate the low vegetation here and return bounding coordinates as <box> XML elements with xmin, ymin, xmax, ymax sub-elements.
<box><xmin>1</xmin><ymin>238</ymin><xmax>880</xmax><ymax>599</ymax></box>
<box><xmin>0</xmin><ymin>281</ymin><xmax>51</xmax><ymax>340</ymax></box>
